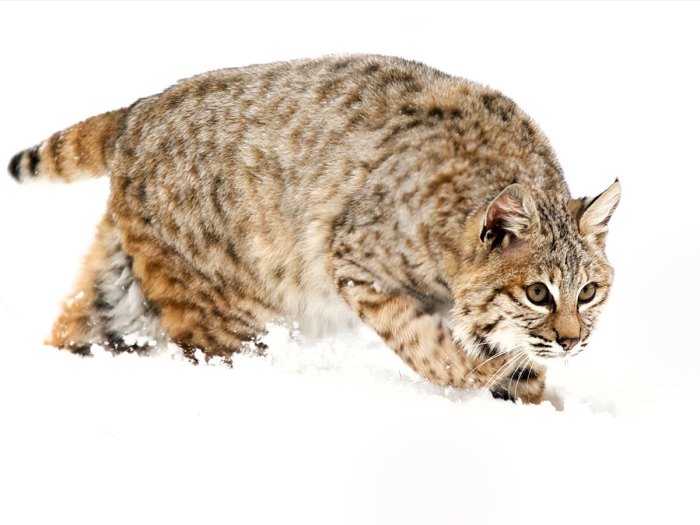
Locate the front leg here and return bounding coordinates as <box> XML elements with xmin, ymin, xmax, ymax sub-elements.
<box><xmin>335</xmin><ymin>276</ymin><xmax>513</xmax><ymax>392</ymax></box>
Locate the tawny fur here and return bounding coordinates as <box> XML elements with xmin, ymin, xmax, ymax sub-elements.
<box><xmin>9</xmin><ymin>55</ymin><xmax>621</xmax><ymax>404</ymax></box>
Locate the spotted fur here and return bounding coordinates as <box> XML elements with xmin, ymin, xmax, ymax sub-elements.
<box><xmin>8</xmin><ymin>55</ymin><xmax>620</xmax><ymax>403</ymax></box>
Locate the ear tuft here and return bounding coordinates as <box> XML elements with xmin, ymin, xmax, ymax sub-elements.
<box><xmin>577</xmin><ymin>180</ymin><xmax>621</xmax><ymax>240</ymax></box>
<box><xmin>480</xmin><ymin>184</ymin><xmax>539</xmax><ymax>248</ymax></box>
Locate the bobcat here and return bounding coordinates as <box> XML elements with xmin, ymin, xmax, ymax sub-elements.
<box><xmin>8</xmin><ymin>55</ymin><xmax>620</xmax><ymax>404</ymax></box>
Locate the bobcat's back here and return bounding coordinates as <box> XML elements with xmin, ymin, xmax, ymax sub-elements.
<box><xmin>111</xmin><ymin>56</ymin><xmax>564</xmax><ymax>323</ymax></box>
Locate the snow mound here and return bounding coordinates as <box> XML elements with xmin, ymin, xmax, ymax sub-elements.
<box><xmin>1</xmin><ymin>321</ymin><xmax>697</xmax><ymax>525</ymax></box>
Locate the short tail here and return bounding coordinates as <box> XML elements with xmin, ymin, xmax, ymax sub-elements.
<box><xmin>8</xmin><ymin>107</ymin><xmax>129</xmax><ymax>183</ymax></box>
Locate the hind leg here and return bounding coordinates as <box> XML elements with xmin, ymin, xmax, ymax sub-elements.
<box><xmin>52</xmin><ymin>213</ymin><xmax>273</xmax><ymax>361</ymax></box>
<box><xmin>121</xmin><ymin>231</ymin><xmax>277</xmax><ymax>363</ymax></box>
<box><xmin>49</xmin><ymin>215</ymin><xmax>164</xmax><ymax>355</ymax></box>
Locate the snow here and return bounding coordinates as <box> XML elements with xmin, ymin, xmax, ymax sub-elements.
<box><xmin>1</xmin><ymin>2</ymin><xmax>699</xmax><ymax>524</ymax></box>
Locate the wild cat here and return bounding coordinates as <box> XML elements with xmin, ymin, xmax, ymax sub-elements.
<box><xmin>8</xmin><ymin>55</ymin><xmax>620</xmax><ymax>404</ymax></box>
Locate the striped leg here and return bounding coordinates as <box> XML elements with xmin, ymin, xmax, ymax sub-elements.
<box><xmin>335</xmin><ymin>276</ymin><xmax>503</xmax><ymax>388</ymax></box>
<box><xmin>334</xmin><ymin>272</ymin><xmax>545</xmax><ymax>403</ymax></box>
<box><xmin>48</xmin><ymin>215</ymin><xmax>163</xmax><ymax>355</ymax></box>
<box><xmin>123</xmin><ymin>236</ymin><xmax>275</xmax><ymax>364</ymax></box>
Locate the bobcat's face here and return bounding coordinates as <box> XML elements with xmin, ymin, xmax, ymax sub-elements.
<box><xmin>451</xmin><ymin>181</ymin><xmax>620</xmax><ymax>365</ymax></box>
<box><xmin>452</xmin><ymin>242</ymin><xmax>615</xmax><ymax>365</ymax></box>
<box><xmin>516</xmin><ymin>255</ymin><xmax>614</xmax><ymax>362</ymax></box>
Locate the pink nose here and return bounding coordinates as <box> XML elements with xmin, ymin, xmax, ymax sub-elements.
<box><xmin>557</xmin><ymin>338</ymin><xmax>579</xmax><ymax>351</ymax></box>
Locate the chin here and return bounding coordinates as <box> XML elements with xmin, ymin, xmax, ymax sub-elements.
<box><xmin>528</xmin><ymin>348</ymin><xmax>584</xmax><ymax>366</ymax></box>
<box><xmin>526</xmin><ymin>351</ymin><xmax>565</xmax><ymax>366</ymax></box>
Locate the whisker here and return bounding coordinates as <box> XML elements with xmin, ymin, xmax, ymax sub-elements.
<box><xmin>511</xmin><ymin>351</ymin><xmax>531</xmax><ymax>403</ymax></box>
<box><xmin>481</xmin><ymin>349</ymin><xmax>525</xmax><ymax>396</ymax></box>
<box><xmin>496</xmin><ymin>348</ymin><xmax>529</xmax><ymax>398</ymax></box>
<box><xmin>443</xmin><ymin>338</ymin><xmax>493</xmax><ymax>362</ymax></box>
<box><xmin>506</xmin><ymin>353</ymin><xmax>520</xmax><ymax>396</ymax></box>
<box><xmin>461</xmin><ymin>347</ymin><xmax>511</xmax><ymax>386</ymax></box>
<box><xmin>507</xmin><ymin>351</ymin><xmax>523</xmax><ymax>397</ymax></box>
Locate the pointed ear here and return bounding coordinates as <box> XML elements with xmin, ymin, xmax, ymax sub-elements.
<box><xmin>480</xmin><ymin>184</ymin><xmax>540</xmax><ymax>249</ymax></box>
<box><xmin>576</xmin><ymin>180</ymin><xmax>621</xmax><ymax>241</ymax></box>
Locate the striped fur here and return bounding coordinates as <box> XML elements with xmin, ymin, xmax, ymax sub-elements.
<box><xmin>9</xmin><ymin>109</ymin><xmax>128</xmax><ymax>183</ymax></box>
<box><xmin>8</xmin><ymin>55</ymin><xmax>620</xmax><ymax>403</ymax></box>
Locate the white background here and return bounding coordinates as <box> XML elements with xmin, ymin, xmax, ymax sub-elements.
<box><xmin>1</xmin><ymin>2</ymin><xmax>699</xmax><ymax>524</ymax></box>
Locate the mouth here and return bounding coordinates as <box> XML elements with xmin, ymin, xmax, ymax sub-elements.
<box><xmin>528</xmin><ymin>346</ymin><xmax>582</xmax><ymax>364</ymax></box>
<box><xmin>534</xmin><ymin>349</ymin><xmax>562</xmax><ymax>358</ymax></box>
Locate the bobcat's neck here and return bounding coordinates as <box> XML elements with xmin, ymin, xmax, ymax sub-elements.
<box><xmin>426</xmin><ymin>202</ymin><xmax>487</xmax><ymax>289</ymax></box>
<box><xmin>423</xmin><ymin>180</ymin><xmax>571</xmax><ymax>291</ymax></box>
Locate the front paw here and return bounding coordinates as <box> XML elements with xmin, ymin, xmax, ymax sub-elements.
<box><xmin>489</xmin><ymin>380</ymin><xmax>545</xmax><ymax>405</ymax></box>
<box><xmin>490</xmin><ymin>386</ymin><xmax>515</xmax><ymax>402</ymax></box>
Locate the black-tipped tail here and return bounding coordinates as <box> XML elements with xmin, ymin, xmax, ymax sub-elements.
<box><xmin>8</xmin><ymin>151</ymin><xmax>23</xmax><ymax>181</ymax></box>
<box><xmin>7</xmin><ymin>146</ymin><xmax>40</xmax><ymax>183</ymax></box>
<box><xmin>6</xmin><ymin>107</ymin><xmax>129</xmax><ymax>184</ymax></box>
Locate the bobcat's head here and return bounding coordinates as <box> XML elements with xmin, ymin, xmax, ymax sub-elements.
<box><xmin>452</xmin><ymin>180</ymin><xmax>621</xmax><ymax>365</ymax></box>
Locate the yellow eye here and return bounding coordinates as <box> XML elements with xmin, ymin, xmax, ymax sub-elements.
<box><xmin>526</xmin><ymin>283</ymin><xmax>550</xmax><ymax>305</ymax></box>
<box><xmin>579</xmin><ymin>283</ymin><xmax>597</xmax><ymax>303</ymax></box>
